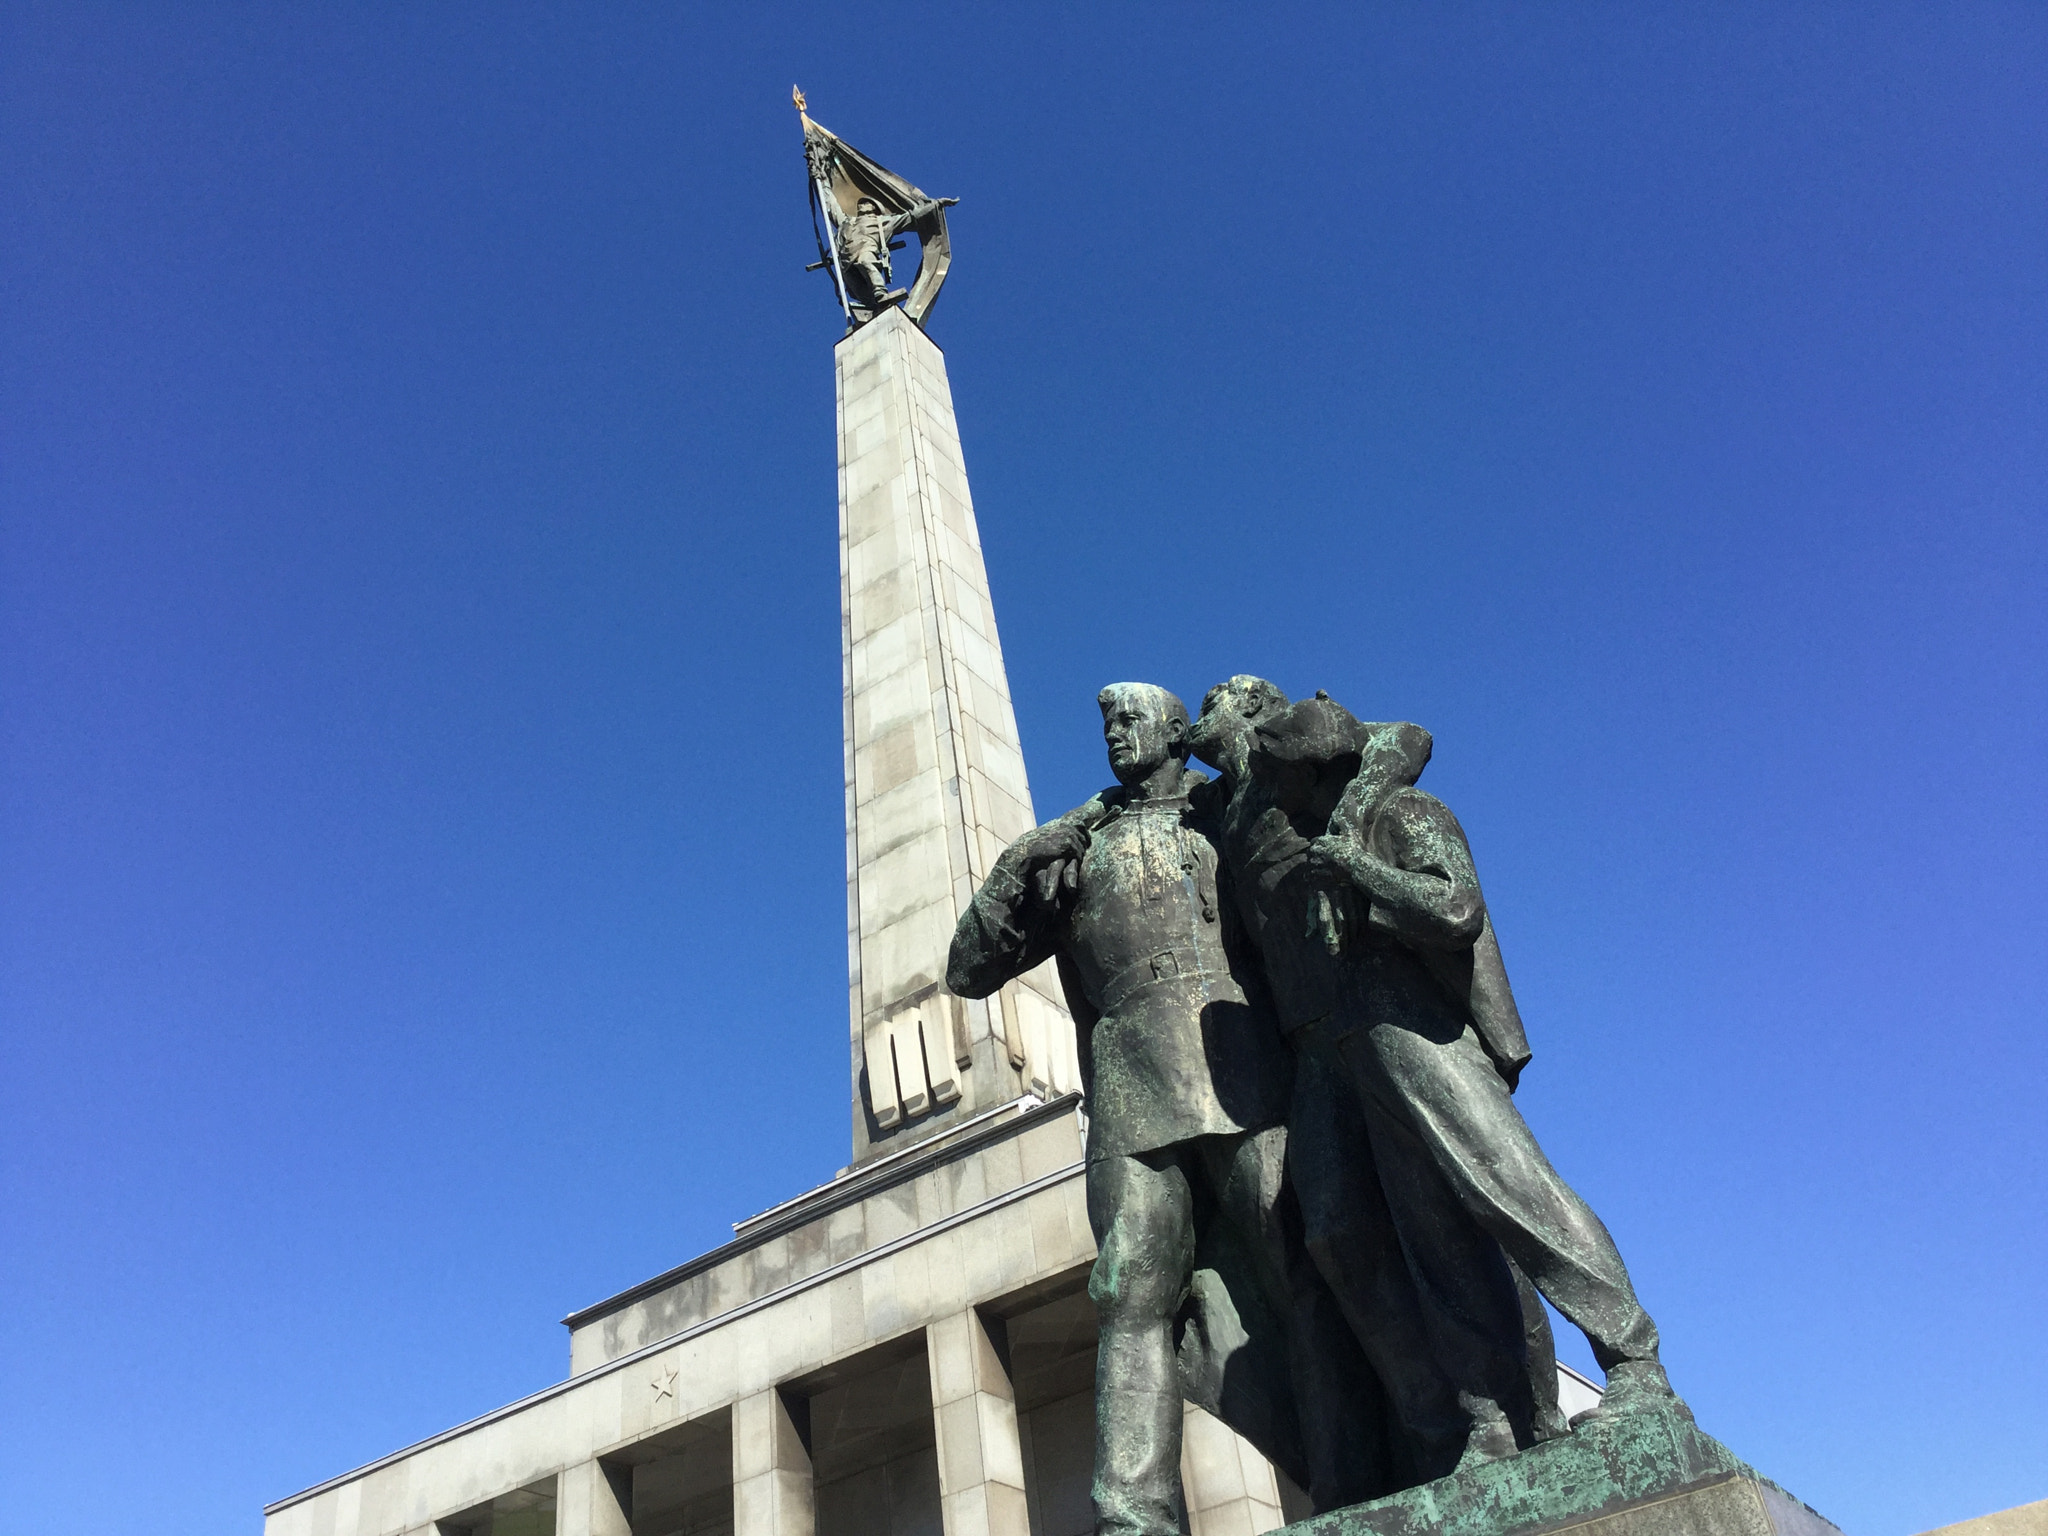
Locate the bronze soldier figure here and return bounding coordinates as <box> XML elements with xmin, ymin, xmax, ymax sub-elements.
<box><xmin>1189</xmin><ymin>676</ymin><xmax>1552</xmax><ymax>1477</ymax></box>
<box><xmin>1229</xmin><ymin>689</ymin><xmax>1683</xmax><ymax>1461</ymax></box>
<box><xmin>949</xmin><ymin>684</ymin><xmax>1368</xmax><ymax>1536</ymax></box>
<box><xmin>837</xmin><ymin>193</ymin><xmax>950</xmax><ymax>313</ymax></box>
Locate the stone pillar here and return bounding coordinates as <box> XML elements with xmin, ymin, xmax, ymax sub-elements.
<box><xmin>836</xmin><ymin>306</ymin><xmax>1079</xmax><ymax>1164</ymax></box>
<box><xmin>1180</xmin><ymin>1404</ymin><xmax>1287</xmax><ymax>1536</ymax></box>
<box><xmin>733</xmin><ymin>1388</ymin><xmax>815</xmax><ymax>1536</ymax></box>
<box><xmin>927</xmin><ymin>1309</ymin><xmax>1030</xmax><ymax>1536</ymax></box>
<box><xmin>555</xmin><ymin>1459</ymin><xmax>632</xmax><ymax>1536</ymax></box>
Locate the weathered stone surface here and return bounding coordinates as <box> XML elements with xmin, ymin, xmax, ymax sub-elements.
<box><xmin>1274</xmin><ymin>1407</ymin><xmax>1841</xmax><ymax>1536</ymax></box>
<box><xmin>835</xmin><ymin>307</ymin><xmax>1077</xmax><ymax>1162</ymax></box>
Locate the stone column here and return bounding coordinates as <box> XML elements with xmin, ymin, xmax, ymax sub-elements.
<box><xmin>1180</xmin><ymin>1404</ymin><xmax>1287</xmax><ymax>1536</ymax></box>
<box><xmin>555</xmin><ymin>1458</ymin><xmax>632</xmax><ymax>1536</ymax></box>
<box><xmin>927</xmin><ymin>1309</ymin><xmax>1029</xmax><ymax>1536</ymax></box>
<box><xmin>836</xmin><ymin>306</ymin><xmax>1079</xmax><ymax>1163</ymax></box>
<box><xmin>733</xmin><ymin>1388</ymin><xmax>815</xmax><ymax>1536</ymax></box>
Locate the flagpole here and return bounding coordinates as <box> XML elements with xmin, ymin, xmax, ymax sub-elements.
<box><xmin>795</xmin><ymin>87</ymin><xmax>853</xmax><ymax>323</ymax></box>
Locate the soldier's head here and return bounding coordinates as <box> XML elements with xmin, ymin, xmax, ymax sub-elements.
<box><xmin>1249</xmin><ymin>694</ymin><xmax>1369</xmax><ymax>819</ymax></box>
<box><xmin>1188</xmin><ymin>675</ymin><xmax>1290</xmax><ymax>774</ymax></box>
<box><xmin>1097</xmin><ymin>683</ymin><xmax>1191</xmax><ymax>787</ymax></box>
<box><xmin>856</xmin><ymin>197</ymin><xmax>880</xmax><ymax>215</ymax></box>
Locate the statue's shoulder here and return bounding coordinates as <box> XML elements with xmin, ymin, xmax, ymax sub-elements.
<box><xmin>1184</xmin><ymin>769</ymin><xmax>1230</xmax><ymax>826</ymax></box>
<box><xmin>1376</xmin><ymin>785</ymin><xmax>1470</xmax><ymax>849</ymax></box>
<box><xmin>1057</xmin><ymin>788</ymin><xmax>1122</xmax><ymax>828</ymax></box>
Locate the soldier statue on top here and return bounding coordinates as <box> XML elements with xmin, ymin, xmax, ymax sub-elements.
<box><xmin>795</xmin><ymin>87</ymin><xmax>958</xmax><ymax>328</ymax></box>
<box><xmin>837</xmin><ymin>193</ymin><xmax>954</xmax><ymax>314</ymax></box>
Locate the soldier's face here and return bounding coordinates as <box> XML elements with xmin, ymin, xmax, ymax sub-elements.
<box><xmin>1188</xmin><ymin>681</ymin><xmax>1258</xmax><ymax>765</ymax></box>
<box><xmin>1101</xmin><ymin>692</ymin><xmax>1177</xmax><ymax>785</ymax></box>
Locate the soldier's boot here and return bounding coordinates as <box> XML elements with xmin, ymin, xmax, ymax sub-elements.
<box><xmin>1451</xmin><ymin>1398</ymin><xmax>1521</xmax><ymax>1474</ymax></box>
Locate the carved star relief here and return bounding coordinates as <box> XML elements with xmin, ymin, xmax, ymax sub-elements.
<box><xmin>651</xmin><ymin>1363</ymin><xmax>677</xmax><ymax>1404</ymax></box>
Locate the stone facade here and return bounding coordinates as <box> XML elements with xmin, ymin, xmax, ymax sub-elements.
<box><xmin>262</xmin><ymin>1100</ymin><xmax>1304</xmax><ymax>1536</ymax></box>
<box><xmin>837</xmin><ymin>307</ymin><xmax>1077</xmax><ymax>1162</ymax></box>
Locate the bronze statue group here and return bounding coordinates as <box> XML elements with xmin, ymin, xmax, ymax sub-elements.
<box><xmin>948</xmin><ymin>679</ymin><xmax>1687</xmax><ymax>1535</ymax></box>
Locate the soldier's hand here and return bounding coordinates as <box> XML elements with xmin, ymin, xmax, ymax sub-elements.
<box><xmin>1307</xmin><ymin>833</ymin><xmax>1363</xmax><ymax>882</ymax></box>
<box><xmin>1017</xmin><ymin>824</ymin><xmax>1088</xmax><ymax>900</ymax></box>
<box><xmin>1021</xmin><ymin>822</ymin><xmax>1086</xmax><ymax>863</ymax></box>
<box><xmin>1033</xmin><ymin>854</ymin><xmax>1081</xmax><ymax>907</ymax></box>
<box><xmin>1306</xmin><ymin>884</ymin><xmax>1361</xmax><ymax>956</ymax></box>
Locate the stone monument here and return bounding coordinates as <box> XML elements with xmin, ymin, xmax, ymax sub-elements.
<box><xmin>796</xmin><ymin>91</ymin><xmax>1082</xmax><ymax>1158</ymax></box>
<box><xmin>259</xmin><ymin>101</ymin><xmax>1849</xmax><ymax>1536</ymax></box>
<box><xmin>259</xmin><ymin>101</ymin><xmax>1306</xmax><ymax>1536</ymax></box>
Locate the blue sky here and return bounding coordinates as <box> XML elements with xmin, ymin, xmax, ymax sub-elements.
<box><xmin>2</xmin><ymin>6</ymin><xmax>2042</xmax><ymax>1534</ymax></box>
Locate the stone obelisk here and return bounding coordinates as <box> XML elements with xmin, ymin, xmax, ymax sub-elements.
<box><xmin>837</xmin><ymin>305</ymin><xmax>1078</xmax><ymax>1164</ymax></box>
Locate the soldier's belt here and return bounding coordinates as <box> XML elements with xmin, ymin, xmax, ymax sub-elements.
<box><xmin>1098</xmin><ymin>948</ymin><xmax>1229</xmax><ymax>1015</ymax></box>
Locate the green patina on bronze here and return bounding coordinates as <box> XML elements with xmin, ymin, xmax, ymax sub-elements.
<box><xmin>951</xmin><ymin>685</ymin><xmax>1417</xmax><ymax>1527</ymax></box>
<box><xmin>1275</xmin><ymin>1402</ymin><xmax>1838</xmax><ymax>1536</ymax></box>
<box><xmin>949</xmin><ymin>673</ymin><xmax>1838</xmax><ymax>1535</ymax></box>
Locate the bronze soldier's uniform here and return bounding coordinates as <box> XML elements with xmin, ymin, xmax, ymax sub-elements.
<box><xmin>1249</xmin><ymin>701</ymin><xmax>1665</xmax><ymax>1440</ymax></box>
<box><xmin>1215</xmin><ymin>739</ymin><xmax>1529</xmax><ymax>1467</ymax></box>
<box><xmin>951</xmin><ymin>769</ymin><xmax>1334</xmax><ymax>1536</ymax></box>
<box><xmin>837</xmin><ymin>209</ymin><xmax>895</xmax><ymax>308</ymax></box>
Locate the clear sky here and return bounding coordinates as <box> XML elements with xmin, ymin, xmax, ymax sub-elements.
<box><xmin>2</xmin><ymin>6</ymin><xmax>2042</xmax><ymax>1534</ymax></box>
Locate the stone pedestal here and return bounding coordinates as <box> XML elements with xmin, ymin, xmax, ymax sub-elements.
<box><xmin>1277</xmin><ymin>1407</ymin><xmax>1843</xmax><ymax>1536</ymax></box>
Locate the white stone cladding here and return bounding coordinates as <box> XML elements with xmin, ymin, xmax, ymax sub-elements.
<box><xmin>837</xmin><ymin>307</ymin><xmax>1078</xmax><ymax>1161</ymax></box>
<box><xmin>263</xmin><ymin>1100</ymin><xmax>1320</xmax><ymax>1536</ymax></box>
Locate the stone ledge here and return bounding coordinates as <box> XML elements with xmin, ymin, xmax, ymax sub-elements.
<box><xmin>562</xmin><ymin>1092</ymin><xmax>1079</xmax><ymax>1331</ymax></box>
<box><xmin>270</xmin><ymin>1144</ymin><xmax>1089</xmax><ymax>1518</ymax></box>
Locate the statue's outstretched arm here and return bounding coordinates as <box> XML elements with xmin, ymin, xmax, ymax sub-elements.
<box><xmin>887</xmin><ymin>196</ymin><xmax>958</xmax><ymax>235</ymax></box>
<box><xmin>1311</xmin><ymin>791</ymin><xmax>1485</xmax><ymax>951</ymax></box>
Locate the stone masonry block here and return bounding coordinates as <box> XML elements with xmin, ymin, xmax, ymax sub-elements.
<box><xmin>855</xmin><ymin>779</ymin><xmax>948</xmax><ymax>871</ymax></box>
<box><xmin>858</xmin><ymin>905</ymin><xmax>952</xmax><ymax>1010</ymax></box>
<box><xmin>936</xmin><ymin>1395</ymin><xmax>986</xmax><ymax>1488</ymax></box>
<box><xmin>845</xmin><ymin>523</ymin><xmax>906</xmax><ymax>598</ymax></box>
<box><xmin>853</xmin><ymin>660</ymin><xmax>936</xmax><ymax>745</ymax></box>
<box><xmin>850</xmin><ymin>562</ymin><xmax>917</xmax><ymax>634</ymax></box>
<box><xmin>856</xmin><ymin>828</ymin><xmax>953</xmax><ymax>937</ymax></box>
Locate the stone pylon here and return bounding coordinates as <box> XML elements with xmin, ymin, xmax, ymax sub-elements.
<box><xmin>837</xmin><ymin>307</ymin><xmax>1079</xmax><ymax>1166</ymax></box>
